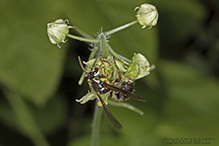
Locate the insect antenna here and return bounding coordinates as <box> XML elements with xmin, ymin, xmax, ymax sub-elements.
<box><xmin>91</xmin><ymin>52</ymin><xmax>103</xmax><ymax>69</ymax></box>
<box><xmin>78</xmin><ymin>56</ymin><xmax>87</xmax><ymax>73</ymax></box>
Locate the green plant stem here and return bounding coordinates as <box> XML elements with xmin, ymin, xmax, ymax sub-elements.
<box><xmin>5</xmin><ymin>91</ymin><xmax>49</xmax><ymax>146</ymax></box>
<box><xmin>104</xmin><ymin>20</ymin><xmax>138</xmax><ymax>36</ymax></box>
<box><xmin>99</xmin><ymin>35</ymin><xmax>110</xmax><ymax>58</ymax></box>
<box><xmin>91</xmin><ymin>99</ymin><xmax>103</xmax><ymax>146</ymax></box>
<box><xmin>67</xmin><ymin>34</ymin><xmax>99</xmax><ymax>43</ymax></box>
<box><xmin>106</xmin><ymin>43</ymin><xmax>131</xmax><ymax>66</ymax></box>
<box><xmin>72</xmin><ymin>25</ymin><xmax>94</xmax><ymax>39</ymax></box>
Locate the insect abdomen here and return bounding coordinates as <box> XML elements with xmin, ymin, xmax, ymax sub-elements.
<box><xmin>111</xmin><ymin>79</ymin><xmax>134</xmax><ymax>101</ymax></box>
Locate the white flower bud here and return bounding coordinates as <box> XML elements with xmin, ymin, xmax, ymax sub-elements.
<box><xmin>135</xmin><ymin>4</ymin><xmax>158</xmax><ymax>29</ymax></box>
<box><xmin>47</xmin><ymin>19</ymin><xmax>72</xmax><ymax>48</ymax></box>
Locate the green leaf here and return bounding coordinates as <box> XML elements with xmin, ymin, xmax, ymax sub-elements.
<box><xmin>154</xmin><ymin>0</ymin><xmax>206</xmax><ymax>40</ymax></box>
<box><xmin>0</xmin><ymin>1</ymin><xmax>66</xmax><ymax>106</ymax></box>
<box><xmin>160</xmin><ymin>60</ymin><xmax>219</xmax><ymax>115</ymax></box>
<box><xmin>158</xmin><ymin>60</ymin><xmax>219</xmax><ymax>140</ymax></box>
<box><xmin>0</xmin><ymin>95</ymin><xmax>67</xmax><ymax>135</ymax></box>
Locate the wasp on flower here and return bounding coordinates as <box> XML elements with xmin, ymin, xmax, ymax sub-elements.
<box><xmin>76</xmin><ymin>53</ymin><xmax>153</xmax><ymax>129</ymax></box>
<box><xmin>47</xmin><ymin>3</ymin><xmax>158</xmax><ymax>131</ymax></box>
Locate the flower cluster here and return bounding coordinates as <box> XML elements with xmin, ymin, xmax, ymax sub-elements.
<box><xmin>46</xmin><ymin>3</ymin><xmax>158</xmax><ymax>129</ymax></box>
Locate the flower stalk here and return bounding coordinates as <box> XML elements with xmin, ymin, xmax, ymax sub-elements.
<box><xmin>104</xmin><ymin>20</ymin><xmax>138</xmax><ymax>36</ymax></box>
<box><xmin>91</xmin><ymin>100</ymin><xmax>103</xmax><ymax>146</ymax></box>
<box><xmin>72</xmin><ymin>25</ymin><xmax>94</xmax><ymax>39</ymax></box>
<box><xmin>108</xmin><ymin>100</ymin><xmax>144</xmax><ymax>115</ymax></box>
<box><xmin>98</xmin><ymin>33</ymin><xmax>110</xmax><ymax>58</ymax></box>
<box><xmin>67</xmin><ymin>34</ymin><xmax>100</xmax><ymax>43</ymax></box>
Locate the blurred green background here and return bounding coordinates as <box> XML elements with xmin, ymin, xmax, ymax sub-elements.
<box><xmin>0</xmin><ymin>0</ymin><xmax>219</xmax><ymax>146</ymax></box>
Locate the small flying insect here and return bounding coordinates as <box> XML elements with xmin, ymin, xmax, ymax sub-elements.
<box><xmin>78</xmin><ymin>53</ymin><xmax>145</xmax><ymax>129</ymax></box>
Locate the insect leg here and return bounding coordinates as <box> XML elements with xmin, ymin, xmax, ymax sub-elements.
<box><xmin>99</xmin><ymin>57</ymin><xmax>106</xmax><ymax>76</ymax></box>
<box><xmin>101</xmin><ymin>58</ymin><xmax>115</xmax><ymax>83</ymax></box>
<box><xmin>113</xmin><ymin>57</ymin><xmax>122</xmax><ymax>80</ymax></box>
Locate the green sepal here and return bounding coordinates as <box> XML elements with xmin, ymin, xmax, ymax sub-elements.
<box><xmin>125</xmin><ymin>53</ymin><xmax>152</xmax><ymax>80</ymax></box>
<box><xmin>133</xmin><ymin>53</ymin><xmax>151</xmax><ymax>80</ymax></box>
<box><xmin>124</xmin><ymin>62</ymin><xmax>139</xmax><ymax>80</ymax></box>
<box><xmin>76</xmin><ymin>91</ymin><xmax>96</xmax><ymax>104</ymax></box>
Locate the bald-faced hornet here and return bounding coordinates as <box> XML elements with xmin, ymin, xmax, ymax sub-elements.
<box><xmin>78</xmin><ymin>54</ymin><xmax>145</xmax><ymax>129</ymax></box>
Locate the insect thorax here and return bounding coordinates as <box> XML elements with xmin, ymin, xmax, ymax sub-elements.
<box><xmin>89</xmin><ymin>75</ymin><xmax>110</xmax><ymax>94</ymax></box>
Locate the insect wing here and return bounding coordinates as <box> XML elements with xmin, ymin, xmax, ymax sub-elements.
<box><xmin>96</xmin><ymin>92</ymin><xmax>123</xmax><ymax>129</ymax></box>
<box><xmin>104</xmin><ymin>83</ymin><xmax>146</xmax><ymax>102</ymax></box>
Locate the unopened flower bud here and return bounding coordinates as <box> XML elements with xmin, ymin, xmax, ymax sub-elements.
<box><xmin>47</xmin><ymin>19</ymin><xmax>72</xmax><ymax>48</ymax></box>
<box><xmin>135</xmin><ymin>3</ymin><xmax>158</xmax><ymax>29</ymax></box>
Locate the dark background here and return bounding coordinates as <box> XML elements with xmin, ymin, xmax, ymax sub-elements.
<box><xmin>0</xmin><ymin>0</ymin><xmax>219</xmax><ymax>146</ymax></box>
